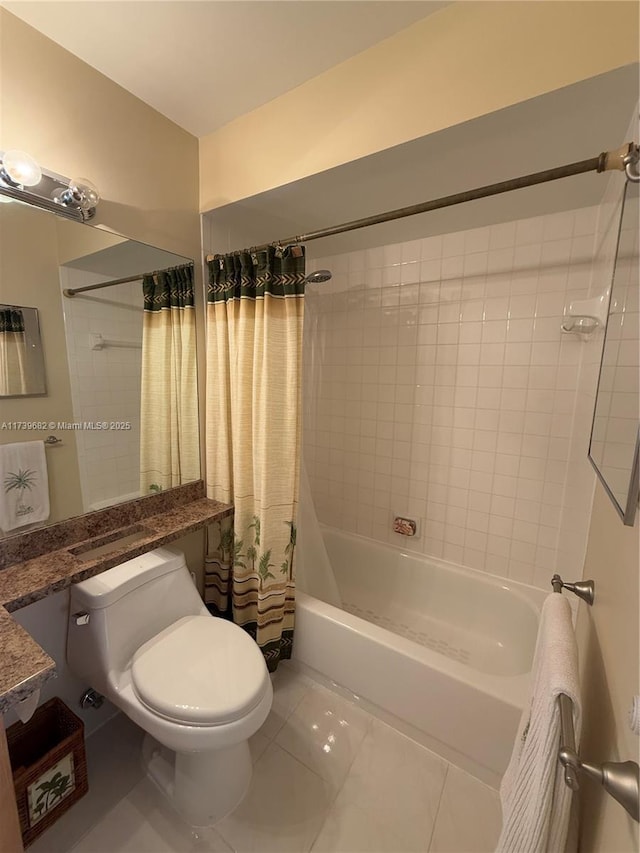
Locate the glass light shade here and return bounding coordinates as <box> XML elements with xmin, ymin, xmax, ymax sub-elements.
<box><xmin>69</xmin><ymin>177</ymin><xmax>100</xmax><ymax>210</ymax></box>
<box><xmin>1</xmin><ymin>149</ymin><xmax>42</xmax><ymax>187</ymax></box>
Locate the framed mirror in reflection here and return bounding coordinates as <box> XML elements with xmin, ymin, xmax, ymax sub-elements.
<box><xmin>0</xmin><ymin>196</ymin><xmax>200</xmax><ymax>537</ymax></box>
<box><xmin>0</xmin><ymin>304</ymin><xmax>46</xmax><ymax>396</ymax></box>
<box><xmin>589</xmin><ymin>179</ymin><xmax>639</xmax><ymax>526</ymax></box>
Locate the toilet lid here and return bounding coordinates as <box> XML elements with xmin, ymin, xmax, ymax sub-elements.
<box><xmin>131</xmin><ymin>616</ymin><xmax>270</xmax><ymax>725</ymax></box>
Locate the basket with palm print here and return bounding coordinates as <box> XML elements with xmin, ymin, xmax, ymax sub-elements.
<box><xmin>6</xmin><ymin>697</ymin><xmax>88</xmax><ymax>847</ymax></box>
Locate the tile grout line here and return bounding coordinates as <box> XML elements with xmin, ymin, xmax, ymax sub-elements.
<box><xmin>426</xmin><ymin>761</ymin><xmax>450</xmax><ymax>853</ymax></box>
<box><xmin>271</xmin><ymin>676</ymin><xmax>377</xmax><ymax>852</ymax></box>
<box><xmin>264</xmin><ymin>674</ymin><xmax>313</xmax><ymax>741</ymax></box>
<box><xmin>306</xmin><ymin>712</ymin><xmax>375</xmax><ymax>853</ymax></box>
<box><xmin>272</xmin><ymin>684</ymin><xmax>373</xmax><ymax>796</ymax></box>
<box><xmin>215</xmin><ymin>679</ymin><xmax>318</xmax><ymax>852</ymax></box>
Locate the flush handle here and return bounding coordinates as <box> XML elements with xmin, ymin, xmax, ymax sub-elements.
<box><xmin>73</xmin><ymin>611</ymin><xmax>90</xmax><ymax>626</ymax></box>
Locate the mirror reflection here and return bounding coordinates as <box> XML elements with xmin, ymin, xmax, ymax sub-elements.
<box><xmin>0</xmin><ymin>198</ymin><xmax>200</xmax><ymax>536</ymax></box>
<box><xmin>589</xmin><ymin>180</ymin><xmax>639</xmax><ymax>524</ymax></box>
<box><xmin>0</xmin><ymin>304</ymin><xmax>46</xmax><ymax>396</ymax></box>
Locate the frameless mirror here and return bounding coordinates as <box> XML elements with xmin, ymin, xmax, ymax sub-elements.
<box><xmin>589</xmin><ymin>179</ymin><xmax>639</xmax><ymax>525</ymax></box>
<box><xmin>0</xmin><ymin>196</ymin><xmax>200</xmax><ymax>536</ymax></box>
<box><xmin>0</xmin><ymin>304</ymin><xmax>46</xmax><ymax>396</ymax></box>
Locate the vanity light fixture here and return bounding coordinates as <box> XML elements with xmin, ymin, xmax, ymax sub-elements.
<box><xmin>0</xmin><ymin>149</ymin><xmax>99</xmax><ymax>222</ymax></box>
<box><xmin>0</xmin><ymin>149</ymin><xmax>42</xmax><ymax>187</ymax></box>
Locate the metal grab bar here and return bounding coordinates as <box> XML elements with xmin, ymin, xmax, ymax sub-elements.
<box><xmin>551</xmin><ymin>575</ymin><xmax>640</xmax><ymax>822</ymax></box>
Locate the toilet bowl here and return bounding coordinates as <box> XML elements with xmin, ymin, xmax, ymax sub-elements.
<box><xmin>67</xmin><ymin>546</ymin><xmax>273</xmax><ymax>825</ymax></box>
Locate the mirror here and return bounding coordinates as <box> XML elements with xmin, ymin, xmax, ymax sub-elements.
<box><xmin>0</xmin><ymin>304</ymin><xmax>46</xmax><ymax>396</ymax></box>
<box><xmin>0</xmin><ymin>197</ymin><xmax>200</xmax><ymax>536</ymax></box>
<box><xmin>589</xmin><ymin>179</ymin><xmax>639</xmax><ymax>525</ymax></box>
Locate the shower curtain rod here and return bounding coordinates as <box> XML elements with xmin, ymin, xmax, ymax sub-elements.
<box><xmin>63</xmin><ymin>262</ymin><xmax>194</xmax><ymax>298</ymax></box>
<box><xmin>205</xmin><ymin>143</ymin><xmax>637</xmax><ymax>261</ymax></box>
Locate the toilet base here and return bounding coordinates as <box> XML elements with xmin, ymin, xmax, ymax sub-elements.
<box><xmin>142</xmin><ymin>733</ymin><xmax>252</xmax><ymax>826</ymax></box>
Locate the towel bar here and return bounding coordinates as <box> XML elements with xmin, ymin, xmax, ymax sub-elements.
<box><xmin>551</xmin><ymin>573</ymin><xmax>595</xmax><ymax>606</ymax></box>
<box><xmin>557</xmin><ymin>693</ymin><xmax>639</xmax><ymax>822</ymax></box>
<box><xmin>552</xmin><ymin>576</ymin><xmax>639</xmax><ymax>821</ymax></box>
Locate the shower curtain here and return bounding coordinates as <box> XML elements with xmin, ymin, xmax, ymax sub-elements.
<box><xmin>140</xmin><ymin>264</ymin><xmax>200</xmax><ymax>494</ymax></box>
<box><xmin>205</xmin><ymin>246</ymin><xmax>305</xmax><ymax>671</ymax></box>
<box><xmin>0</xmin><ymin>308</ymin><xmax>27</xmax><ymax>396</ymax></box>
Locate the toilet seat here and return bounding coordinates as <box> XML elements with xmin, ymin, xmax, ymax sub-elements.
<box><xmin>131</xmin><ymin>615</ymin><xmax>270</xmax><ymax>726</ymax></box>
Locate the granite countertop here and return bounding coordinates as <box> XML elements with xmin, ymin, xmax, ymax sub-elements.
<box><xmin>0</xmin><ymin>489</ymin><xmax>232</xmax><ymax>713</ymax></box>
<box><xmin>0</xmin><ymin>609</ymin><xmax>55</xmax><ymax>712</ymax></box>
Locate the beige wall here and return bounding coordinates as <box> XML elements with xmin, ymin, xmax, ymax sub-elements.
<box><xmin>55</xmin><ymin>219</ymin><xmax>127</xmax><ymax>266</ymax></box>
<box><xmin>199</xmin><ymin>1</ymin><xmax>639</xmax><ymax>211</ymax></box>
<box><xmin>0</xmin><ymin>9</ymin><xmax>199</xmax><ymax>259</ymax></box>
<box><xmin>577</xmin><ymin>482</ymin><xmax>639</xmax><ymax>852</ymax></box>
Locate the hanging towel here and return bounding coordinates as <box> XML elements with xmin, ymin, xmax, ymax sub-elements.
<box><xmin>496</xmin><ymin>593</ymin><xmax>581</xmax><ymax>853</ymax></box>
<box><xmin>0</xmin><ymin>441</ymin><xmax>50</xmax><ymax>532</ymax></box>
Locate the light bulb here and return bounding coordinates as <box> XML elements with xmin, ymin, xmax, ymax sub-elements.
<box><xmin>0</xmin><ymin>149</ymin><xmax>42</xmax><ymax>187</ymax></box>
<box><xmin>53</xmin><ymin>177</ymin><xmax>100</xmax><ymax>211</ymax></box>
<box><xmin>69</xmin><ymin>178</ymin><xmax>100</xmax><ymax>210</ymax></box>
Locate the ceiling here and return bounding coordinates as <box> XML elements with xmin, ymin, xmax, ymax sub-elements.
<box><xmin>2</xmin><ymin>0</ymin><xmax>448</xmax><ymax>137</ymax></box>
<box><xmin>203</xmin><ymin>67</ymin><xmax>639</xmax><ymax>255</ymax></box>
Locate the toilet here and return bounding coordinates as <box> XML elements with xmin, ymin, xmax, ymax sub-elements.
<box><xmin>66</xmin><ymin>546</ymin><xmax>273</xmax><ymax>825</ymax></box>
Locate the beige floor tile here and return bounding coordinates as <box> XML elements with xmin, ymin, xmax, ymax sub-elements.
<box><xmin>336</xmin><ymin>718</ymin><xmax>448</xmax><ymax>851</ymax></box>
<box><xmin>259</xmin><ymin>663</ymin><xmax>313</xmax><ymax>739</ymax></box>
<box><xmin>215</xmin><ymin>742</ymin><xmax>334</xmax><ymax>853</ymax></box>
<box><xmin>429</xmin><ymin>765</ymin><xmax>502</xmax><ymax>853</ymax></box>
<box><xmin>312</xmin><ymin>800</ymin><xmax>414</xmax><ymax>853</ymax></box>
<box><xmin>72</xmin><ymin>777</ymin><xmax>232</xmax><ymax>852</ymax></box>
<box><xmin>275</xmin><ymin>682</ymin><xmax>372</xmax><ymax>790</ymax></box>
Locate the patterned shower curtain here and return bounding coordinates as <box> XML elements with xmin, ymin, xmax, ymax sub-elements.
<box><xmin>205</xmin><ymin>246</ymin><xmax>305</xmax><ymax>671</ymax></box>
<box><xmin>0</xmin><ymin>308</ymin><xmax>27</xmax><ymax>396</ymax></box>
<box><xmin>140</xmin><ymin>264</ymin><xmax>200</xmax><ymax>494</ymax></box>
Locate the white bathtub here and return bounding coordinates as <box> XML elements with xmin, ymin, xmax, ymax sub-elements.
<box><xmin>88</xmin><ymin>491</ymin><xmax>141</xmax><ymax>512</ymax></box>
<box><xmin>294</xmin><ymin>527</ymin><xmax>549</xmax><ymax>784</ymax></box>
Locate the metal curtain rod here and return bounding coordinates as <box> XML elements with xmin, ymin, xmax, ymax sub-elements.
<box><xmin>205</xmin><ymin>143</ymin><xmax>638</xmax><ymax>262</ymax></box>
<box><xmin>63</xmin><ymin>262</ymin><xmax>194</xmax><ymax>298</ymax></box>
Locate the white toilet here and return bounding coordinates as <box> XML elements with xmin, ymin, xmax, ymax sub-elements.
<box><xmin>67</xmin><ymin>546</ymin><xmax>273</xmax><ymax>825</ymax></box>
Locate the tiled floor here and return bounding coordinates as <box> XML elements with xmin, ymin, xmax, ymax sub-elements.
<box><xmin>32</xmin><ymin>664</ymin><xmax>502</xmax><ymax>853</ymax></box>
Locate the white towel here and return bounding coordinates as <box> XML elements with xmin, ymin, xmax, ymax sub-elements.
<box><xmin>496</xmin><ymin>593</ymin><xmax>581</xmax><ymax>853</ymax></box>
<box><xmin>0</xmin><ymin>441</ymin><xmax>50</xmax><ymax>532</ymax></box>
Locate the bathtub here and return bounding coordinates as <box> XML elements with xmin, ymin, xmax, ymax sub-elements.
<box><xmin>294</xmin><ymin>526</ymin><xmax>549</xmax><ymax>784</ymax></box>
<box><xmin>88</xmin><ymin>491</ymin><xmax>141</xmax><ymax>512</ymax></box>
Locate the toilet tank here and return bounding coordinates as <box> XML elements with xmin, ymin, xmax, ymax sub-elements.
<box><xmin>67</xmin><ymin>547</ymin><xmax>207</xmax><ymax>685</ymax></box>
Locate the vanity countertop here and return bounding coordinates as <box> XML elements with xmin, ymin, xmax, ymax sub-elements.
<box><xmin>0</xmin><ymin>491</ymin><xmax>232</xmax><ymax>713</ymax></box>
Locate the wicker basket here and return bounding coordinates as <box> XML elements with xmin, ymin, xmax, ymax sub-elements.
<box><xmin>6</xmin><ymin>697</ymin><xmax>89</xmax><ymax>847</ymax></box>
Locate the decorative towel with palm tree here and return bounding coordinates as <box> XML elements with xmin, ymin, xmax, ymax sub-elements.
<box><xmin>205</xmin><ymin>246</ymin><xmax>305</xmax><ymax>671</ymax></box>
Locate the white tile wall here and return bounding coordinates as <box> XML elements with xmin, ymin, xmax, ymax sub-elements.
<box><xmin>303</xmin><ymin>206</ymin><xmax>605</xmax><ymax>589</ymax></box>
<box><xmin>60</xmin><ymin>268</ymin><xmax>143</xmax><ymax>511</ymax></box>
